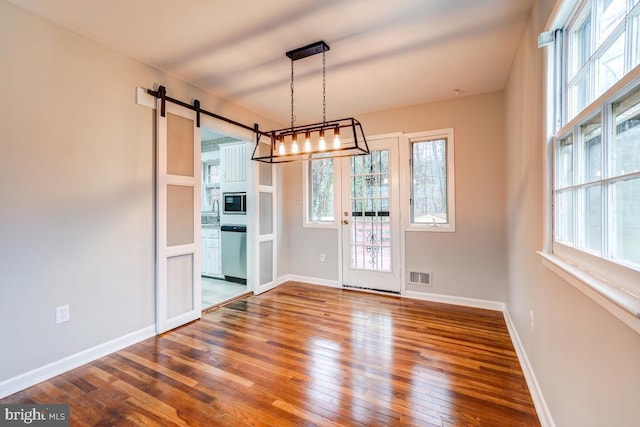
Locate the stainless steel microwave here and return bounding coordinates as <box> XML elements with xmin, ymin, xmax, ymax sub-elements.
<box><xmin>223</xmin><ymin>192</ymin><xmax>246</xmax><ymax>214</ymax></box>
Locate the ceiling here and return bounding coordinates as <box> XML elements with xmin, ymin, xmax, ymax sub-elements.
<box><xmin>8</xmin><ymin>0</ymin><xmax>534</xmax><ymax>126</ymax></box>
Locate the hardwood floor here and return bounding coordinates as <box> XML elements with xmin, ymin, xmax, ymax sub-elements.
<box><xmin>1</xmin><ymin>282</ymin><xmax>540</xmax><ymax>426</ymax></box>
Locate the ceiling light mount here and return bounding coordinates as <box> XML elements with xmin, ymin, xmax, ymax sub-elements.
<box><xmin>285</xmin><ymin>41</ymin><xmax>330</xmax><ymax>61</ymax></box>
<box><xmin>252</xmin><ymin>41</ymin><xmax>369</xmax><ymax>163</ymax></box>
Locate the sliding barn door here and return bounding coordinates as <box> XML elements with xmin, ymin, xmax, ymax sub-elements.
<box><xmin>156</xmin><ymin>99</ymin><xmax>201</xmax><ymax>333</ymax></box>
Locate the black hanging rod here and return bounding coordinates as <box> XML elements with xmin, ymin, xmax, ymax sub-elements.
<box><xmin>146</xmin><ymin>86</ymin><xmax>268</xmax><ymax>137</ymax></box>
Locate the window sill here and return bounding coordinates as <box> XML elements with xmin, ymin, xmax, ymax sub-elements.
<box><xmin>538</xmin><ymin>251</ymin><xmax>640</xmax><ymax>334</ymax></box>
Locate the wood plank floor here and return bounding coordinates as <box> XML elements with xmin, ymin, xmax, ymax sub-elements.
<box><xmin>2</xmin><ymin>282</ymin><xmax>540</xmax><ymax>426</ymax></box>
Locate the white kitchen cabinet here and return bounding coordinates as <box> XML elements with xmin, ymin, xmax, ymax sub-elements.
<box><xmin>201</xmin><ymin>226</ymin><xmax>221</xmax><ymax>277</ymax></box>
<box><xmin>220</xmin><ymin>142</ymin><xmax>246</xmax><ymax>182</ymax></box>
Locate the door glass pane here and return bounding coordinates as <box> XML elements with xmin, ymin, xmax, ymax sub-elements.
<box><xmin>352</xmin><ymin>176</ymin><xmax>362</xmax><ymax>198</ymax></box>
<box><xmin>259</xmin><ymin>241</ymin><xmax>273</xmax><ymax>285</ymax></box>
<box><xmin>612</xmin><ymin>90</ymin><xmax>640</xmax><ymax>177</ymax></box>
<box><xmin>411</xmin><ymin>139</ymin><xmax>447</xmax><ymax>223</ymax></box>
<box><xmin>167</xmin><ymin>185</ymin><xmax>194</xmax><ymax>246</ymax></box>
<box><xmin>167</xmin><ymin>113</ymin><xmax>194</xmax><ymax>177</ymax></box>
<box><xmin>259</xmin><ymin>192</ymin><xmax>273</xmax><ymax>235</ymax></box>
<box><xmin>609</xmin><ymin>177</ymin><xmax>640</xmax><ymax>267</ymax></box>
<box><xmin>352</xmin><ymin>199</ymin><xmax>362</xmax><ymax>214</ymax></box>
<box><xmin>578</xmin><ymin>184</ymin><xmax>602</xmax><ymax>253</ymax></box>
<box><xmin>259</xmin><ymin>162</ymin><xmax>272</xmax><ymax>186</ymax></box>
<box><xmin>350</xmin><ymin>149</ymin><xmax>391</xmax><ymax>272</ymax></box>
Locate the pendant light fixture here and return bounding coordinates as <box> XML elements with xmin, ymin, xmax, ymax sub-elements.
<box><xmin>251</xmin><ymin>41</ymin><xmax>369</xmax><ymax>163</ymax></box>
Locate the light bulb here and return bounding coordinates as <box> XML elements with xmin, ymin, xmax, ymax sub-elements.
<box><xmin>333</xmin><ymin>128</ymin><xmax>341</xmax><ymax>149</ymax></box>
<box><xmin>278</xmin><ymin>141</ymin><xmax>286</xmax><ymax>155</ymax></box>
<box><xmin>318</xmin><ymin>130</ymin><xmax>326</xmax><ymax>151</ymax></box>
<box><xmin>291</xmin><ymin>140</ymin><xmax>299</xmax><ymax>154</ymax></box>
<box><xmin>304</xmin><ymin>132</ymin><xmax>311</xmax><ymax>152</ymax></box>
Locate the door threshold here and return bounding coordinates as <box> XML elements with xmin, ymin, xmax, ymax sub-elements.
<box><xmin>202</xmin><ymin>291</ymin><xmax>252</xmax><ymax>313</ymax></box>
<box><xmin>342</xmin><ymin>284</ymin><xmax>401</xmax><ymax>295</ymax></box>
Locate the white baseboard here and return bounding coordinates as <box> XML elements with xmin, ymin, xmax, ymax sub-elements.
<box><xmin>253</xmin><ymin>278</ymin><xmax>283</xmax><ymax>295</ymax></box>
<box><xmin>503</xmin><ymin>310</ymin><xmax>556</xmax><ymax>427</ymax></box>
<box><xmin>0</xmin><ymin>325</ymin><xmax>156</xmax><ymax>399</ymax></box>
<box><xmin>285</xmin><ymin>274</ymin><xmax>340</xmax><ymax>288</ymax></box>
<box><xmin>404</xmin><ymin>290</ymin><xmax>505</xmax><ymax>311</ymax></box>
<box><xmin>1</xmin><ymin>278</ymin><xmax>552</xmax><ymax>427</ymax></box>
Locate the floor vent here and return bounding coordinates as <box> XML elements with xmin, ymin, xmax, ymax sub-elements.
<box><xmin>409</xmin><ymin>271</ymin><xmax>432</xmax><ymax>286</ymax></box>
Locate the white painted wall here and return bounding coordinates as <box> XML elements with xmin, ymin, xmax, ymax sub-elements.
<box><xmin>3</xmin><ymin>1</ymin><xmax>638</xmax><ymax>423</ymax></box>
<box><xmin>0</xmin><ymin>0</ymin><xmax>281</xmax><ymax>386</ymax></box>
<box><xmin>280</xmin><ymin>161</ymin><xmax>340</xmax><ymax>281</ymax></box>
<box><xmin>283</xmin><ymin>92</ymin><xmax>508</xmax><ymax>302</ymax></box>
<box><xmin>505</xmin><ymin>1</ymin><xmax>640</xmax><ymax>425</ymax></box>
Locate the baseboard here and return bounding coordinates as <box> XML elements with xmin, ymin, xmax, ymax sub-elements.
<box><xmin>285</xmin><ymin>274</ymin><xmax>340</xmax><ymax>288</ymax></box>
<box><xmin>404</xmin><ymin>290</ymin><xmax>506</xmax><ymax>311</ymax></box>
<box><xmin>253</xmin><ymin>278</ymin><xmax>283</xmax><ymax>295</ymax></box>
<box><xmin>0</xmin><ymin>281</ymin><xmax>555</xmax><ymax>427</ymax></box>
<box><xmin>503</xmin><ymin>310</ymin><xmax>556</xmax><ymax>427</ymax></box>
<box><xmin>0</xmin><ymin>325</ymin><xmax>156</xmax><ymax>399</ymax></box>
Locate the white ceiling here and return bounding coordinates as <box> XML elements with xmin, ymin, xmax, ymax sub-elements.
<box><xmin>8</xmin><ymin>0</ymin><xmax>534</xmax><ymax>126</ymax></box>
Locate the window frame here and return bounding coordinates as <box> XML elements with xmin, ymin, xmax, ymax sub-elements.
<box><xmin>302</xmin><ymin>157</ymin><xmax>339</xmax><ymax>228</ymax></box>
<box><xmin>405</xmin><ymin>128</ymin><xmax>456</xmax><ymax>233</ymax></box>
<box><xmin>564</xmin><ymin>0</ymin><xmax>640</xmax><ymax>123</ymax></box>
<box><xmin>201</xmin><ymin>158</ymin><xmax>220</xmax><ymax>213</ymax></box>
<box><xmin>544</xmin><ymin>0</ymin><xmax>640</xmax><ymax>329</ymax></box>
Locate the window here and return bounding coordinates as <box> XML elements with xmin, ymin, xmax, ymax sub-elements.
<box><xmin>304</xmin><ymin>157</ymin><xmax>335</xmax><ymax>225</ymax></box>
<box><xmin>201</xmin><ymin>160</ymin><xmax>220</xmax><ymax>212</ymax></box>
<box><xmin>547</xmin><ymin>0</ymin><xmax>640</xmax><ymax>316</ymax></box>
<box><xmin>565</xmin><ymin>0</ymin><xmax>640</xmax><ymax>121</ymax></box>
<box><xmin>407</xmin><ymin>129</ymin><xmax>455</xmax><ymax>231</ymax></box>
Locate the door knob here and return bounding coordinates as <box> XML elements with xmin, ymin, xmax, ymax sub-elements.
<box><xmin>343</xmin><ymin>219</ymin><xmax>349</xmax><ymax>225</ymax></box>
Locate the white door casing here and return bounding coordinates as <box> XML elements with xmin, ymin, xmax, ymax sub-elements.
<box><xmin>198</xmin><ymin>114</ymin><xmax>278</xmax><ymax>296</ymax></box>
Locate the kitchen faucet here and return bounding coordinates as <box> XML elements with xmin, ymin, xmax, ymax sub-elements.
<box><xmin>212</xmin><ymin>198</ymin><xmax>220</xmax><ymax>217</ymax></box>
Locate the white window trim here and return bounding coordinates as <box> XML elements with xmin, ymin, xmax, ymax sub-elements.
<box><xmin>302</xmin><ymin>158</ymin><xmax>339</xmax><ymax>229</ymax></box>
<box><xmin>538</xmin><ymin>251</ymin><xmax>640</xmax><ymax>334</ymax></box>
<box><xmin>541</xmin><ymin>0</ymin><xmax>640</xmax><ymax>332</ymax></box>
<box><xmin>403</xmin><ymin>128</ymin><xmax>456</xmax><ymax>233</ymax></box>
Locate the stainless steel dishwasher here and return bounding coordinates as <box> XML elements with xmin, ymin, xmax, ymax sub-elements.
<box><xmin>220</xmin><ymin>225</ymin><xmax>247</xmax><ymax>283</ymax></box>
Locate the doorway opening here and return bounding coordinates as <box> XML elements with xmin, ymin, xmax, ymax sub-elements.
<box><xmin>200</xmin><ymin>127</ymin><xmax>249</xmax><ymax>309</ymax></box>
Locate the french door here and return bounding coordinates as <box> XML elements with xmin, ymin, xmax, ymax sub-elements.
<box><xmin>156</xmin><ymin>100</ymin><xmax>201</xmax><ymax>334</ymax></box>
<box><xmin>341</xmin><ymin>136</ymin><xmax>400</xmax><ymax>293</ymax></box>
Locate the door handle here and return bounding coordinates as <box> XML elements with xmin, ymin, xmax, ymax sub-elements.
<box><xmin>343</xmin><ymin>219</ymin><xmax>349</xmax><ymax>225</ymax></box>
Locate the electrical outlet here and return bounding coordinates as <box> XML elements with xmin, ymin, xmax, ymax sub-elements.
<box><xmin>320</xmin><ymin>254</ymin><xmax>325</xmax><ymax>262</ymax></box>
<box><xmin>529</xmin><ymin>309</ymin><xmax>534</xmax><ymax>333</ymax></box>
<box><xmin>56</xmin><ymin>305</ymin><xmax>70</xmax><ymax>324</ymax></box>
